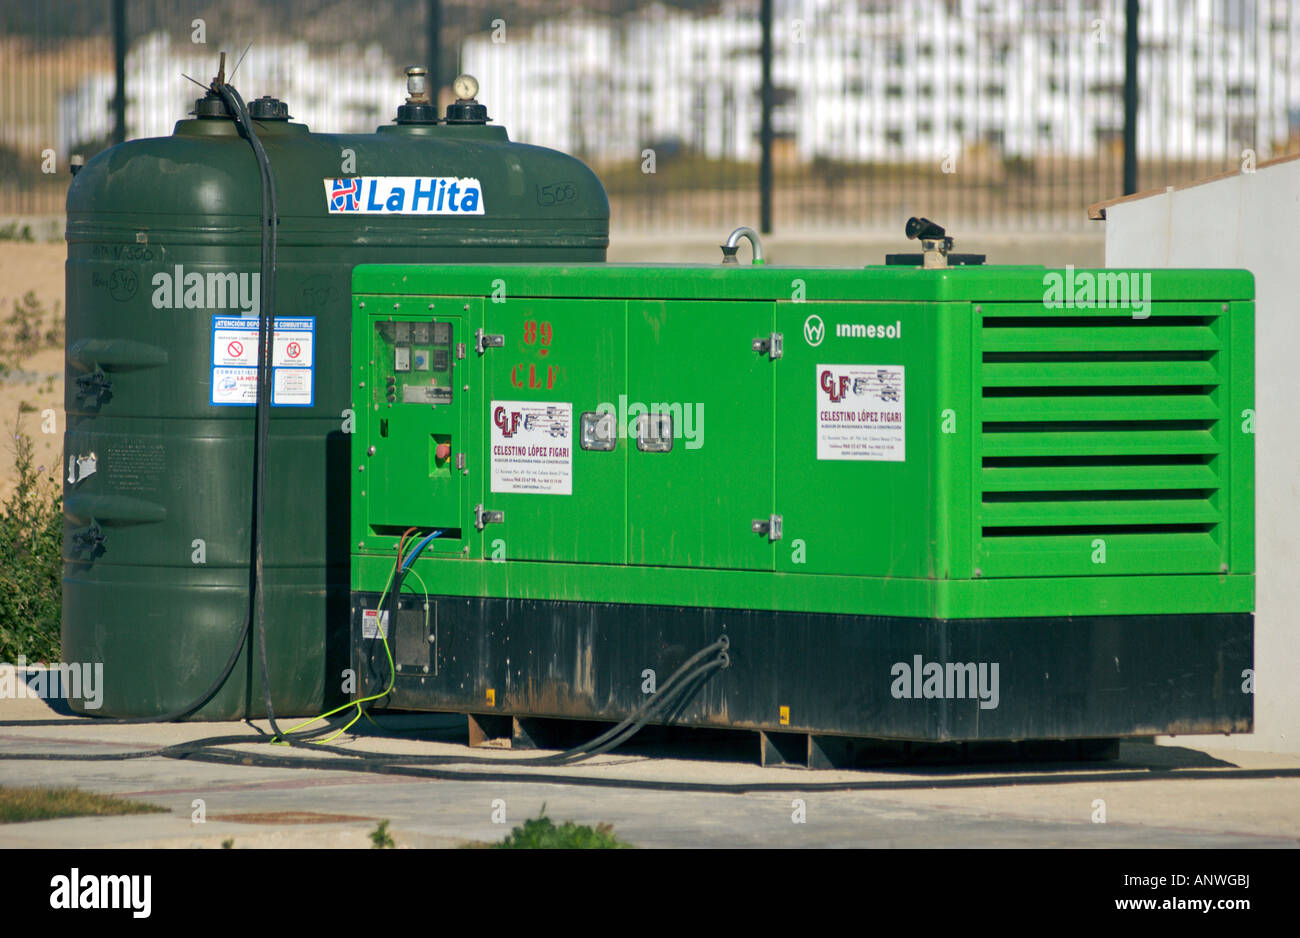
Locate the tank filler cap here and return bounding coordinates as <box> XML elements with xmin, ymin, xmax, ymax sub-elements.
<box><xmin>444</xmin><ymin>73</ymin><xmax>489</xmax><ymax>125</ymax></box>
<box><xmin>249</xmin><ymin>95</ymin><xmax>289</xmax><ymax>121</ymax></box>
<box><xmin>396</xmin><ymin>65</ymin><xmax>438</xmax><ymax>124</ymax></box>
<box><xmin>194</xmin><ymin>91</ymin><xmax>233</xmax><ymax>119</ymax></box>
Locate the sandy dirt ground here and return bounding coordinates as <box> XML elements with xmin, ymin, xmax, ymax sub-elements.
<box><xmin>0</xmin><ymin>243</ymin><xmax>65</xmax><ymax>501</ymax></box>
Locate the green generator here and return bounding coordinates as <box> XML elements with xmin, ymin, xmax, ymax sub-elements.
<box><xmin>348</xmin><ymin>246</ymin><xmax>1253</xmax><ymax>758</ymax></box>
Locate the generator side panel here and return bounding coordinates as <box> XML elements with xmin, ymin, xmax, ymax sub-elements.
<box><xmin>772</xmin><ymin>298</ymin><xmax>953</xmax><ymax>579</ymax></box>
<box><xmin>352</xmin><ymin>279</ymin><xmax>953</xmax><ymax>586</ymax></box>
<box><xmin>468</xmin><ymin>290</ymin><xmax>950</xmax><ymax>580</ymax></box>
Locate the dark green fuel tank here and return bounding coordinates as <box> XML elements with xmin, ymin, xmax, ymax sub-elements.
<box><xmin>63</xmin><ymin>86</ymin><xmax>608</xmax><ymax>718</ymax></box>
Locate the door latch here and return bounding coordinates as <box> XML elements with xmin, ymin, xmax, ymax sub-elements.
<box><xmin>751</xmin><ymin>333</ymin><xmax>783</xmax><ymax>360</ymax></box>
<box><xmin>751</xmin><ymin>514</ymin><xmax>783</xmax><ymax>541</ymax></box>
<box><xmin>475</xmin><ymin>504</ymin><xmax>504</xmax><ymax>531</ymax></box>
<box><xmin>475</xmin><ymin>328</ymin><xmax>504</xmax><ymax>355</ymax></box>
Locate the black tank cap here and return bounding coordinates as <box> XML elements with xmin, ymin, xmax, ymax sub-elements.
<box><xmin>443</xmin><ymin>100</ymin><xmax>489</xmax><ymax>124</ymax></box>
<box><xmin>194</xmin><ymin>92</ymin><xmax>232</xmax><ymax>119</ymax></box>
<box><xmin>249</xmin><ymin>96</ymin><xmax>289</xmax><ymax>120</ymax></box>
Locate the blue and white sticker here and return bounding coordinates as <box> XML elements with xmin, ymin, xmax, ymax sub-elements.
<box><xmin>324</xmin><ymin>176</ymin><xmax>485</xmax><ymax>215</ymax></box>
<box><xmin>211</xmin><ymin>316</ymin><xmax>315</xmax><ymax>407</ymax></box>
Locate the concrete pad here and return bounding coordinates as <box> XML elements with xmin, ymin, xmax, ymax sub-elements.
<box><xmin>1</xmin><ymin>696</ymin><xmax>1296</xmax><ymax>848</ymax></box>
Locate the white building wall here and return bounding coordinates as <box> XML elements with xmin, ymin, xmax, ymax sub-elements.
<box><xmin>1103</xmin><ymin>156</ymin><xmax>1300</xmax><ymax>753</ymax></box>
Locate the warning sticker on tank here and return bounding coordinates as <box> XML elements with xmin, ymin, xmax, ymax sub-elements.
<box><xmin>490</xmin><ymin>401</ymin><xmax>572</xmax><ymax>495</ymax></box>
<box><xmin>815</xmin><ymin>364</ymin><xmax>905</xmax><ymax>461</ymax></box>
<box><xmin>211</xmin><ymin>316</ymin><xmax>315</xmax><ymax>407</ymax></box>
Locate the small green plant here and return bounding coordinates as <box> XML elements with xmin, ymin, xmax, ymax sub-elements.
<box><xmin>0</xmin><ymin>222</ymin><xmax>34</xmax><ymax>243</ymax></box>
<box><xmin>493</xmin><ymin>807</ymin><xmax>631</xmax><ymax>849</ymax></box>
<box><xmin>369</xmin><ymin>819</ymin><xmax>395</xmax><ymax>848</ymax></box>
<box><xmin>0</xmin><ymin>413</ymin><xmax>63</xmax><ymax>663</ymax></box>
<box><xmin>0</xmin><ymin>291</ymin><xmax>62</xmax><ymax>371</ymax></box>
<box><xmin>221</xmin><ymin>838</ymin><xmax>235</xmax><ymax>849</ymax></box>
<box><xmin>0</xmin><ymin>785</ymin><xmax>164</xmax><ymax>823</ymax></box>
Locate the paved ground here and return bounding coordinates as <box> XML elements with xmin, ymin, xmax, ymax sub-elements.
<box><xmin>0</xmin><ymin>695</ymin><xmax>1296</xmax><ymax>848</ymax></box>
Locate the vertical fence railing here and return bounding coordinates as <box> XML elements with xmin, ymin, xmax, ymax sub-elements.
<box><xmin>0</xmin><ymin>0</ymin><xmax>1296</xmax><ymax>230</ymax></box>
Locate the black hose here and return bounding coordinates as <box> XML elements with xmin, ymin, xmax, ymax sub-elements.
<box><xmin>75</xmin><ymin>613</ymin><xmax>251</xmax><ymax>724</ymax></box>
<box><xmin>150</xmin><ymin>748</ymin><xmax>1300</xmax><ymax>796</ymax></box>
<box><xmin>47</xmin><ymin>81</ymin><xmax>268</xmax><ymax>727</ymax></box>
<box><xmin>285</xmin><ymin>639</ymin><xmax>730</xmax><ymax>768</ymax></box>
<box><xmin>214</xmin><ymin>80</ymin><xmax>298</xmax><ymax>747</ymax></box>
<box><xmin>40</xmin><ymin>81</ymin><xmax>288</xmax><ymax>732</ymax></box>
<box><xmin>0</xmin><ymin>641</ymin><xmax>730</xmax><ymax>769</ymax></box>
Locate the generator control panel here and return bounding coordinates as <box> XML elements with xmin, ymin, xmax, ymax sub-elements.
<box><xmin>358</xmin><ymin>301</ymin><xmax>469</xmax><ymax>539</ymax></box>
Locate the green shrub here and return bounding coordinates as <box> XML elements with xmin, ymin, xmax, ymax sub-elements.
<box><xmin>0</xmin><ymin>222</ymin><xmax>34</xmax><ymax>243</ymax></box>
<box><xmin>0</xmin><ymin>291</ymin><xmax>62</xmax><ymax>372</ymax></box>
<box><xmin>0</xmin><ymin>414</ymin><xmax>62</xmax><ymax>663</ymax></box>
<box><xmin>493</xmin><ymin>808</ymin><xmax>631</xmax><ymax>849</ymax></box>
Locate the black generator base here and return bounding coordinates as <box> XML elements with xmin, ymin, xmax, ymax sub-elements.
<box><xmin>350</xmin><ymin>593</ymin><xmax>1253</xmax><ymax>755</ymax></box>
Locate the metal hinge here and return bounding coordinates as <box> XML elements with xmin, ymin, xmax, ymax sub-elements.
<box><xmin>751</xmin><ymin>514</ymin><xmax>783</xmax><ymax>541</ymax></box>
<box><xmin>475</xmin><ymin>328</ymin><xmax>504</xmax><ymax>355</ymax></box>
<box><xmin>751</xmin><ymin>333</ymin><xmax>783</xmax><ymax>360</ymax></box>
<box><xmin>456</xmin><ymin>342</ymin><xmax>467</xmax><ymax>359</ymax></box>
<box><xmin>475</xmin><ymin>504</ymin><xmax>504</xmax><ymax>531</ymax></box>
<box><xmin>456</xmin><ymin>453</ymin><xmax>466</xmax><ymax>470</ymax></box>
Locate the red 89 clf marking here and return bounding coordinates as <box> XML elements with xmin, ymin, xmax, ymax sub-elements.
<box><xmin>523</xmin><ymin>320</ymin><xmax>553</xmax><ymax>356</ymax></box>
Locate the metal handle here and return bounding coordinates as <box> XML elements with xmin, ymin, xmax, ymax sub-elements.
<box><xmin>751</xmin><ymin>515</ymin><xmax>783</xmax><ymax>541</ymax></box>
<box><xmin>752</xmin><ymin>333</ymin><xmax>783</xmax><ymax>360</ymax></box>
<box><xmin>475</xmin><ymin>328</ymin><xmax>504</xmax><ymax>355</ymax></box>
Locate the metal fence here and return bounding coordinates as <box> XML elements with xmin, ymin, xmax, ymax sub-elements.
<box><xmin>2</xmin><ymin>0</ymin><xmax>1297</xmax><ymax>232</ymax></box>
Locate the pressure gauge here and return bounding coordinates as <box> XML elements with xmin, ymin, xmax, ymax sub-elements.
<box><xmin>453</xmin><ymin>74</ymin><xmax>479</xmax><ymax>101</ymax></box>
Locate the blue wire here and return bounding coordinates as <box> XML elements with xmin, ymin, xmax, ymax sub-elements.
<box><xmin>400</xmin><ymin>530</ymin><xmax>443</xmax><ymax>570</ymax></box>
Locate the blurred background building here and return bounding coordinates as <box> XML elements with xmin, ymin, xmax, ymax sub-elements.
<box><xmin>2</xmin><ymin>0</ymin><xmax>1298</xmax><ymax>232</ymax></box>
